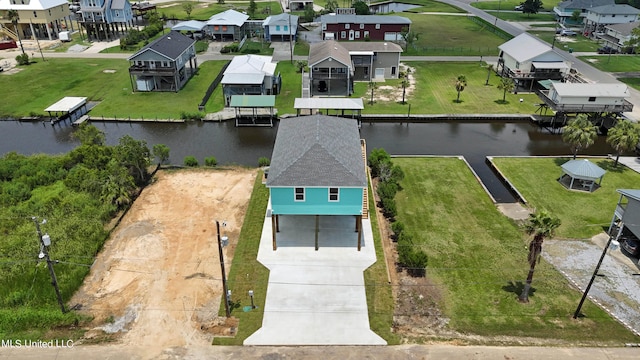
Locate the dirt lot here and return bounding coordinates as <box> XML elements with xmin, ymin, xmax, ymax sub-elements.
<box><xmin>70</xmin><ymin>168</ymin><xmax>256</xmax><ymax>357</ymax></box>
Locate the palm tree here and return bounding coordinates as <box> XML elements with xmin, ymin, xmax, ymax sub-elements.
<box><xmin>7</xmin><ymin>10</ymin><xmax>25</xmax><ymax>56</ymax></box>
<box><xmin>368</xmin><ymin>81</ymin><xmax>377</xmax><ymax>105</ymax></box>
<box><xmin>562</xmin><ymin>114</ymin><xmax>598</xmax><ymax>159</ymax></box>
<box><xmin>485</xmin><ymin>64</ymin><xmax>494</xmax><ymax>85</ymax></box>
<box><xmin>455</xmin><ymin>75</ymin><xmax>467</xmax><ymax>103</ymax></box>
<box><xmin>519</xmin><ymin>209</ymin><xmax>561</xmax><ymax>303</ymax></box>
<box><xmin>497</xmin><ymin>77</ymin><xmax>514</xmax><ymax>102</ymax></box>
<box><xmin>607</xmin><ymin>119</ymin><xmax>640</xmax><ymax>167</ymax></box>
<box><xmin>399</xmin><ymin>77</ymin><xmax>410</xmax><ymax>104</ymax></box>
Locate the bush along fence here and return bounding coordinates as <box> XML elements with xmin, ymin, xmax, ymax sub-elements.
<box><xmin>199</xmin><ymin>60</ymin><xmax>231</xmax><ymax>111</ymax></box>
<box><xmin>368</xmin><ymin>148</ymin><xmax>428</xmax><ymax>277</ymax></box>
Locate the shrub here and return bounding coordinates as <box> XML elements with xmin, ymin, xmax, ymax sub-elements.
<box><xmin>180</xmin><ymin>111</ymin><xmax>204</xmax><ymax>121</ymax></box>
<box><xmin>258</xmin><ymin>157</ymin><xmax>270</xmax><ymax>167</ymax></box>
<box><xmin>241</xmin><ymin>48</ymin><xmax>260</xmax><ymax>54</ymax></box>
<box><xmin>391</xmin><ymin>221</ymin><xmax>404</xmax><ymax>240</ymax></box>
<box><xmin>381</xmin><ymin>196</ymin><xmax>397</xmax><ymax>219</ymax></box>
<box><xmin>184</xmin><ymin>156</ymin><xmax>198</xmax><ymax>167</ymax></box>
<box><xmin>369</xmin><ymin>148</ymin><xmax>391</xmax><ymax>178</ymax></box>
<box><xmin>377</xmin><ymin>180</ymin><xmax>398</xmax><ymax>200</ymax></box>
<box><xmin>15</xmin><ymin>53</ymin><xmax>29</xmax><ymax>66</ymax></box>
<box><xmin>204</xmin><ymin>156</ymin><xmax>217</xmax><ymax>167</ymax></box>
<box><xmin>397</xmin><ymin>232</ymin><xmax>428</xmax><ymax>277</ymax></box>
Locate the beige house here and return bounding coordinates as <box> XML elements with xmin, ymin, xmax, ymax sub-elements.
<box><xmin>341</xmin><ymin>41</ymin><xmax>402</xmax><ymax>81</ymax></box>
<box><xmin>0</xmin><ymin>0</ymin><xmax>72</xmax><ymax>41</ymax></box>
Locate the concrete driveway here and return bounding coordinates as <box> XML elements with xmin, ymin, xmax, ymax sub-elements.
<box><xmin>244</xmin><ymin>200</ymin><xmax>386</xmax><ymax>345</ymax></box>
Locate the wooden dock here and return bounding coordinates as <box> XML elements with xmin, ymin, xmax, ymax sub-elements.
<box><xmin>72</xmin><ymin>115</ymin><xmax>89</xmax><ymax>127</ymax></box>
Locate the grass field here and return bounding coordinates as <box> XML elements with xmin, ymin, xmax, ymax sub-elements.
<box><xmin>578</xmin><ymin>55</ymin><xmax>640</xmax><ymax>73</ymax></box>
<box><xmin>0</xmin><ymin>59</ymin><xmax>228</xmax><ymax>118</ymax></box>
<box><xmin>356</xmin><ymin>62</ymin><xmax>540</xmax><ymax>114</ymax></box>
<box><xmin>274</xmin><ymin>61</ymin><xmax>302</xmax><ymax>115</ymax></box>
<box><xmin>619</xmin><ymin>77</ymin><xmax>640</xmax><ymax>91</ymax></box>
<box><xmin>529</xmin><ymin>31</ymin><xmax>599</xmax><ymax>52</ymax></box>
<box><xmin>490</xmin><ymin>11</ymin><xmax>556</xmax><ymax>22</ymax></box>
<box><xmin>401</xmin><ymin>0</ymin><xmax>465</xmax><ymax>13</ymax></box>
<box><xmin>472</xmin><ymin>0</ymin><xmax>551</xmax><ymax>12</ymax></box>
<box><xmin>400</xmin><ymin>13</ymin><xmax>510</xmax><ymax>55</ymax></box>
<box><xmin>491</xmin><ymin>157</ymin><xmax>640</xmax><ymax>239</ymax></box>
<box><xmin>158</xmin><ymin>1</ymin><xmax>282</xmax><ymax>21</ymax></box>
<box><xmin>393</xmin><ymin>157</ymin><xmax>638</xmax><ymax>343</ymax></box>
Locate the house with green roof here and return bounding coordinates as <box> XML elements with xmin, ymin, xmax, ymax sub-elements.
<box><xmin>266</xmin><ymin>115</ymin><xmax>368</xmax><ymax>250</ymax></box>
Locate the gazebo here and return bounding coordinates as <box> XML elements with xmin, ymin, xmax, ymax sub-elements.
<box><xmin>559</xmin><ymin>159</ymin><xmax>606</xmax><ymax>192</ymax></box>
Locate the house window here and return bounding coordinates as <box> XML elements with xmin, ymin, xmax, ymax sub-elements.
<box><xmin>588</xmin><ymin>97</ymin><xmax>596</xmax><ymax>102</ymax></box>
<box><xmin>115</xmin><ymin>11</ymin><xmax>119</xmax><ymax>16</ymax></box>
<box><xmin>341</xmin><ymin>31</ymin><xmax>346</xmax><ymax>38</ymax></box>
<box><xmin>355</xmin><ymin>31</ymin><xmax>360</xmax><ymax>38</ymax></box>
<box><xmin>33</xmin><ymin>11</ymin><xmax>37</xmax><ymax>17</ymax></box>
<box><xmin>360</xmin><ymin>23</ymin><xmax>364</xmax><ymax>29</ymax></box>
<box><xmin>392</xmin><ymin>66</ymin><xmax>396</xmax><ymax>75</ymax></box>
<box><xmin>375</xmin><ymin>24</ymin><xmax>380</xmax><ymax>29</ymax></box>
<box><xmin>329</xmin><ymin>188</ymin><xmax>339</xmax><ymax>201</ymax></box>
<box><xmin>295</xmin><ymin>187</ymin><xmax>305</xmax><ymax>201</ymax></box>
<box><xmin>214</xmin><ymin>25</ymin><xmax>219</xmax><ymax>31</ymax></box>
<box><xmin>284</xmin><ymin>25</ymin><xmax>288</xmax><ymax>31</ymax></box>
<box><xmin>515</xmin><ymin>61</ymin><xmax>520</xmax><ymax>69</ymax></box>
<box><xmin>276</xmin><ymin>25</ymin><xmax>281</xmax><ymax>31</ymax></box>
<box><xmin>322</xmin><ymin>23</ymin><xmax>327</xmax><ymax>30</ymax></box>
<box><xmin>364</xmin><ymin>31</ymin><xmax>369</xmax><ymax>38</ymax></box>
<box><xmin>222</xmin><ymin>26</ymin><xmax>228</xmax><ymax>31</ymax></box>
<box><xmin>345</xmin><ymin>23</ymin><xmax>350</xmax><ymax>29</ymax></box>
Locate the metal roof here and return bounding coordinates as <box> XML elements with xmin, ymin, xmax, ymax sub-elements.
<box><xmin>320</xmin><ymin>14</ymin><xmax>411</xmax><ymax>25</ymax></box>
<box><xmin>0</xmin><ymin>0</ymin><xmax>67</xmax><ymax>10</ymax></box>
<box><xmin>309</xmin><ymin>40</ymin><xmax>352</xmax><ymax>68</ymax></box>
<box><xmin>618</xmin><ymin>189</ymin><xmax>640</xmax><ymax>201</ymax></box>
<box><xmin>207</xmin><ymin>9</ymin><xmax>249</xmax><ymax>26</ymax></box>
<box><xmin>128</xmin><ymin>31</ymin><xmax>195</xmax><ymax>61</ymax></box>
<box><xmin>532</xmin><ymin>62</ymin><xmax>569</xmax><ymax>69</ymax></box>
<box><xmin>229</xmin><ymin>95</ymin><xmax>275</xmax><ymax>107</ymax></box>
<box><xmin>561</xmin><ymin>159</ymin><xmax>606</xmax><ymax>180</ymax></box>
<box><xmin>172</xmin><ymin>20</ymin><xmax>207</xmax><ymax>31</ymax></box>
<box><xmin>557</xmin><ymin>0</ymin><xmax>614</xmax><ymax>10</ymax></box>
<box><xmin>498</xmin><ymin>33</ymin><xmax>558</xmax><ymax>63</ymax></box>
<box><xmin>111</xmin><ymin>0</ymin><xmax>126</xmax><ymax>10</ymax></box>
<box><xmin>551</xmin><ymin>83</ymin><xmax>630</xmax><ymax>98</ymax></box>
<box><xmin>263</xmin><ymin>13</ymin><xmax>299</xmax><ymax>27</ymax></box>
<box><xmin>44</xmin><ymin>97</ymin><xmax>87</xmax><ymax>112</ymax></box>
<box><xmin>266</xmin><ymin>115</ymin><xmax>367</xmax><ymax>188</ymax></box>
<box><xmin>221</xmin><ymin>73</ymin><xmax>265</xmax><ymax>85</ymax></box>
<box><xmin>341</xmin><ymin>41</ymin><xmax>403</xmax><ymax>53</ymax></box>
<box><xmin>294</xmin><ymin>98</ymin><xmax>364</xmax><ymax>110</ymax></box>
<box><xmin>588</xmin><ymin>4</ymin><xmax>640</xmax><ymax>14</ymax></box>
<box><xmin>224</xmin><ymin>54</ymin><xmax>276</xmax><ymax>76</ymax></box>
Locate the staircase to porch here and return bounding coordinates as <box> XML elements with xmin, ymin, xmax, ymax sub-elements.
<box><xmin>361</xmin><ymin>139</ymin><xmax>369</xmax><ymax>219</ymax></box>
<box><xmin>0</xmin><ymin>25</ymin><xmax>18</xmax><ymax>42</ymax></box>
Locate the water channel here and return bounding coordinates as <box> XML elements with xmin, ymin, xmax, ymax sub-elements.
<box><xmin>0</xmin><ymin>120</ymin><xmax>614</xmax><ymax>202</ymax></box>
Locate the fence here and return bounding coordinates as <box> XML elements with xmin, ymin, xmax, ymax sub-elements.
<box><xmin>199</xmin><ymin>61</ymin><xmax>231</xmax><ymax>111</ymax></box>
<box><xmin>468</xmin><ymin>16</ymin><xmax>513</xmax><ymax>41</ymax></box>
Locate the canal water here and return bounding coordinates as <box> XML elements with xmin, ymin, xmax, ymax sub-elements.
<box><xmin>0</xmin><ymin>120</ymin><xmax>613</xmax><ymax>202</ymax></box>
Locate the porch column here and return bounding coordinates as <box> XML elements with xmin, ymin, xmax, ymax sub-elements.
<box><xmin>315</xmin><ymin>215</ymin><xmax>319</xmax><ymax>251</ymax></box>
<box><xmin>271</xmin><ymin>214</ymin><xmax>277</xmax><ymax>250</ymax></box>
<box><xmin>29</xmin><ymin>22</ymin><xmax>35</xmax><ymax>39</ymax></box>
<box><xmin>46</xmin><ymin>22</ymin><xmax>53</xmax><ymax>40</ymax></box>
<box><xmin>357</xmin><ymin>215</ymin><xmax>362</xmax><ymax>251</ymax></box>
<box><xmin>275</xmin><ymin>214</ymin><xmax>279</xmax><ymax>232</ymax></box>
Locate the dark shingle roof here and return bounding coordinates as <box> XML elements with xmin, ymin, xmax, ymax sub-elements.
<box><xmin>557</xmin><ymin>0</ymin><xmax>614</xmax><ymax>10</ymax></box>
<box><xmin>309</xmin><ymin>40</ymin><xmax>352</xmax><ymax>68</ymax></box>
<box><xmin>266</xmin><ymin>115</ymin><xmax>367</xmax><ymax>188</ymax></box>
<box><xmin>128</xmin><ymin>31</ymin><xmax>195</xmax><ymax>61</ymax></box>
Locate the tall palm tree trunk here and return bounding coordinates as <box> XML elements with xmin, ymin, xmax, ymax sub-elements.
<box><xmin>13</xmin><ymin>24</ymin><xmax>25</xmax><ymax>56</ymax></box>
<box><xmin>519</xmin><ymin>236</ymin><xmax>543</xmax><ymax>303</ymax></box>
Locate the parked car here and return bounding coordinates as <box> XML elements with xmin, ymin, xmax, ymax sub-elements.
<box><xmin>514</xmin><ymin>4</ymin><xmax>524</xmax><ymax>10</ymax></box>
<box><xmin>598</xmin><ymin>46</ymin><xmax>618</xmax><ymax>54</ymax></box>
<box><xmin>621</xmin><ymin>237</ymin><xmax>640</xmax><ymax>257</ymax></box>
<box><xmin>317</xmin><ymin>80</ymin><xmax>327</xmax><ymax>92</ymax></box>
<box><xmin>560</xmin><ymin>29</ymin><xmax>577</xmax><ymax>36</ymax></box>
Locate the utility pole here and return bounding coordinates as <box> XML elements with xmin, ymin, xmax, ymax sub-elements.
<box><xmin>289</xmin><ymin>14</ymin><xmax>293</xmax><ymax>64</ymax></box>
<box><xmin>216</xmin><ymin>220</ymin><xmax>231</xmax><ymax>317</ymax></box>
<box><xmin>32</xmin><ymin>217</ymin><xmax>66</xmax><ymax>314</ymax></box>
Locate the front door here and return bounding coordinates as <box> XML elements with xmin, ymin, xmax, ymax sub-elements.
<box><xmin>349</xmin><ymin>30</ymin><xmax>354</xmax><ymax>40</ymax></box>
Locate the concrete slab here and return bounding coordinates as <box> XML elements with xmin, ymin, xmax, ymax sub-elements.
<box><xmin>618</xmin><ymin>156</ymin><xmax>640</xmax><ymax>174</ymax></box>
<box><xmin>244</xmin><ymin>199</ymin><xmax>386</xmax><ymax>345</ymax></box>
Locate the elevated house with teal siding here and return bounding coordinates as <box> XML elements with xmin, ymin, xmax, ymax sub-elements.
<box><xmin>266</xmin><ymin>115</ymin><xmax>368</xmax><ymax>250</ymax></box>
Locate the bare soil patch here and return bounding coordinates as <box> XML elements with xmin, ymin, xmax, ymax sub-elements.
<box><xmin>71</xmin><ymin>168</ymin><xmax>256</xmax><ymax>356</ymax></box>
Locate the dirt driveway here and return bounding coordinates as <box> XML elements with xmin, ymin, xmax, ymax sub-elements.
<box><xmin>70</xmin><ymin>168</ymin><xmax>256</xmax><ymax>358</ymax></box>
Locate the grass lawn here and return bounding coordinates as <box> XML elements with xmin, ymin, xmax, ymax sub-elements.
<box><xmin>490</xmin><ymin>11</ymin><xmax>556</xmax><ymax>22</ymax></box>
<box><xmin>355</xmin><ymin>62</ymin><xmax>540</xmax><ymax>114</ymax></box>
<box><xmin>293</xmin><ymin>39</ymin><xmax>309</xmax><ymax>56</ymax></box>
<box><xmin>158</xmin><ymin>1</ymin><xmax>282</xmax><ymax>21</ymax></box>
<box><xmin>491</xmin><ymin>157</ymin><xmax>640</xmax><ymax>239</ymax></box>
<box><xmin>619</xmin><ymin>77</ymin><xmax>640</xmax><ymax>91</ymax></box>
<box><xmin>529</xmin><ymin>31</ymin><xmax>599</xmax><ymax>52</ymax></box>
<box><xmin>275</xmin><ymin>61</ymin><xmax>301</xmax><ymax>116</ymax></box>
<box><xmin>402</xmin><ymin>0</ymin><xmax>465</xmax><ymax>13</ymax></box>
<box><xmin>472</xmin><ymin>0</ymin><xmax>551</xmax><ymax>12</ymax></box>
<box><xmin>213</xmin><ymin>171</ymin><xmax>270</xmax><ymax>345</ymax></box>
<box><xmin>578</xmin><ymin>55</ymin><xmax>640</xmax><ymax>73</ymax></box>
<box><xmin>0</xmin><ymin>58</ymin><xmax>228</xmax><ymax>118</ymax></box>
<box><xmin>400</xmin><ymin>13</ymin><xmax>509</xmax><ymax>55</ymax></box>
<box><xmin>393</xmin><ymin>157</ymin><xmax>638</xmax><ymax>343</ymax></box>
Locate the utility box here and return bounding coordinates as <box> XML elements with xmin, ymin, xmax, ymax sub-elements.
<box><xmin>59</xmin><ymin>31</ymin><xmax>70</xmax><ymax>42</ymax></box>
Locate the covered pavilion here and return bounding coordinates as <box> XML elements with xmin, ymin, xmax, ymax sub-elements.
<box><xmin>559</xmin><ymin>159</ymin><xmax>606</xmax><ymax>192</ymax></box>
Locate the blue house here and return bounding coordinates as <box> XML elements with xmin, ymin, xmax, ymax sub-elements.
<box><xmin>79</xmin><ymin>0</ymin><xmax>134</xmax><ymax>41</ymax></box>
<box><xmin>266</xmin><ymin>115</ymin><xmax>368</xmax><ymax>250</ymax></box>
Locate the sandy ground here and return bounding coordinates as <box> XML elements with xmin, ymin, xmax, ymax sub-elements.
<box><xmin>70</xmin><ymin>168</ymin><xmax>256</xmax><ymax>357</ymax></box>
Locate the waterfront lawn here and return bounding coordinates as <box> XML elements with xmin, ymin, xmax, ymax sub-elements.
<box><xmin>402</xmin><ymin>0</ymin><xmax>465</xmax><ymax>13</ymax></box>
<box><xmin>491</xmin><ymin>157</ymin><xmax>640</xmax><ymax>239</ymax></box>
<box><xmin>394</xmin><ymin>157</ymin><xmax>638</xmax><ymax>343</ymax></box>
<box><xmin>528</xmin><ymin>31</ymin><xmax>599</xmax><ymax>52</ymax></box>
<box><xmin>577</xmin><ymin>55</ymin><xmax>640</xmax><ymax>73</ymax></box>
<box><xmin>356</xmin><ymin>62</ymin><xmax>540</xmax><ymax>114</ymax></box>
<box><xmin>619</xmin><ymin>77</ymin><xmax>640</xmax><ymax>91</ymax></box>
<box><xmin>0</xmin><ymin>58</ymin><xmax>228</xmax><ymax>118</ymax></box>
<box><xmin>473</xmin><ymin>0</ymin><xmax>551</xmax><ymax>11</ymax></box>
<box><xmin>274</xmin><ymin>61</ymin><xmax>301</xmax><ymax>116</ymax></box>
<box><xmin>491</xmin><ymin>11</ymin><xmax>556</xmax><ymax>22</ymax></box>
<box><xmin>400</xmin><ymin>13</ymin><xmax>509</xmax><ymax>55</ymax></box>
<box><xmin>158</xmin><ymin>1</ymin><xmax>282</xmax><ymax>21</ymax></box>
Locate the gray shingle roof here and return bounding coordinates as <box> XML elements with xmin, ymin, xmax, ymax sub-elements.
<box><xmin>128</xmin><ymin>31</ymin><xmax>195</xmax><ymax>61</ymax></box>
<box><xmin>589</xmin><ymin>4</ymin><xmax>640</xmax><ymax>15</ymax></box>
<box><xmin>606</xmin><ymin>20</ymin><xmax>640</xmax><ymax>36</ymax></box>
<box><xmin>266</xmin><ymin>115</ymin><xmax>367</xmax><ymax>188</ymax></box>
<box><xmin>557</xmin><ymin>0</ymin><xmax>614</xmax><ymax>10</ymax></box>
<box><xmin>341</xmin><ymin>41</ymin><xmax>403</xmax><ymax>53</ymax></box>
<box><xmin>308</xmin><ymin>40</ymin><xmax>352</xmax><ymax>68</ymax></box>
<box><xmin>320</xmin><ymin>14</ymin><xmax>411</xmax><ymax>25</ymax></box>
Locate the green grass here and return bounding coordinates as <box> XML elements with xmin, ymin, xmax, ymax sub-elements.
<box><xmin>490</xmin><ymin>11</ymin><xmax>556</xmax><ymax>22</ymax></box>
<box><xmin>364</xmin><ymin>178</ymin><xmax>399</xmax><ymax>344</ymax></box>
<box><xmin>472</xmin><ymin>0</ymin><xmax>550</xmax><ymax>12</ymax></box>
<box><xmin>158</xmin><ymin>1</ymin><xmax>282</xmax><ymax>21</ymax></box>
<box><xmin>356</xmin><ymin>62</ymin><xmax>540</xmax><ymax>114</ymax></box>
<box><xmin>213</xmin><ymin>171</ymin><xmax>270</xmax><ymax>345</ymax></box>
<box><xmin>237</xmin><ymin>40</ymin><xmax>274</xmax><ymax>55</ymax></box>
<box><xmin>492</xmin><ymin>157</ymin><xmax>640</xmax><ymax>239</ymax></box>
<box><xmin>393</xmin><ymin>157</ymin><xmax>638</xmax><ymax>343</ymax></box>
<box><xmin>274</xmin><ymin>61</ymin><xmax>301</xmax><ymax>116</ymax></box>
<box><xmin>293</xmin><ymin>39</ymin><xmax>309</xmax><ymax>56</ymax></box>
<box><xmin>401</xmin><ymin>13</ymin><xmax>510</xmax><ymax>55</ymax></box>
<box><xmin>400</xmin><ymin>0</ymin><xmax>465</xmax><ymax>13</ymax></box>
<box><xmin>0</xmin><ymin>59</ymin><xmax>228</xmax><ymax>118</ymax></box>
<box><xmin>619</xmin><ymin>77</ymin><xmax>640</xmax><ymax>91</ymax></box>
<box><xmin>578</xmin><ymin>55</ymin><xmax>640</xmax><ymax>73</ymax></box>
<box><xmin>529</xmin><ymin>31</ymin><xmax>599</xmax><ymax>52</ymax></box>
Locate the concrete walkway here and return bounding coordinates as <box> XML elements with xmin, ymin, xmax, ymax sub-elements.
<box><xmin>618</xmin><ymin>156</ymin><xmax>640</xmax><ymax>173</ymax></box>
<box><xmin>244</xmin><ymin>201</ymin><xmax>386</xmax><ymax>345</ymax></box>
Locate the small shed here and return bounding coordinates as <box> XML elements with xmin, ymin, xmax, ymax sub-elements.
<box><xmin>559</xmin><ymin>159</ymin><xmax>606</xmax><ymax>192</ymax></box>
